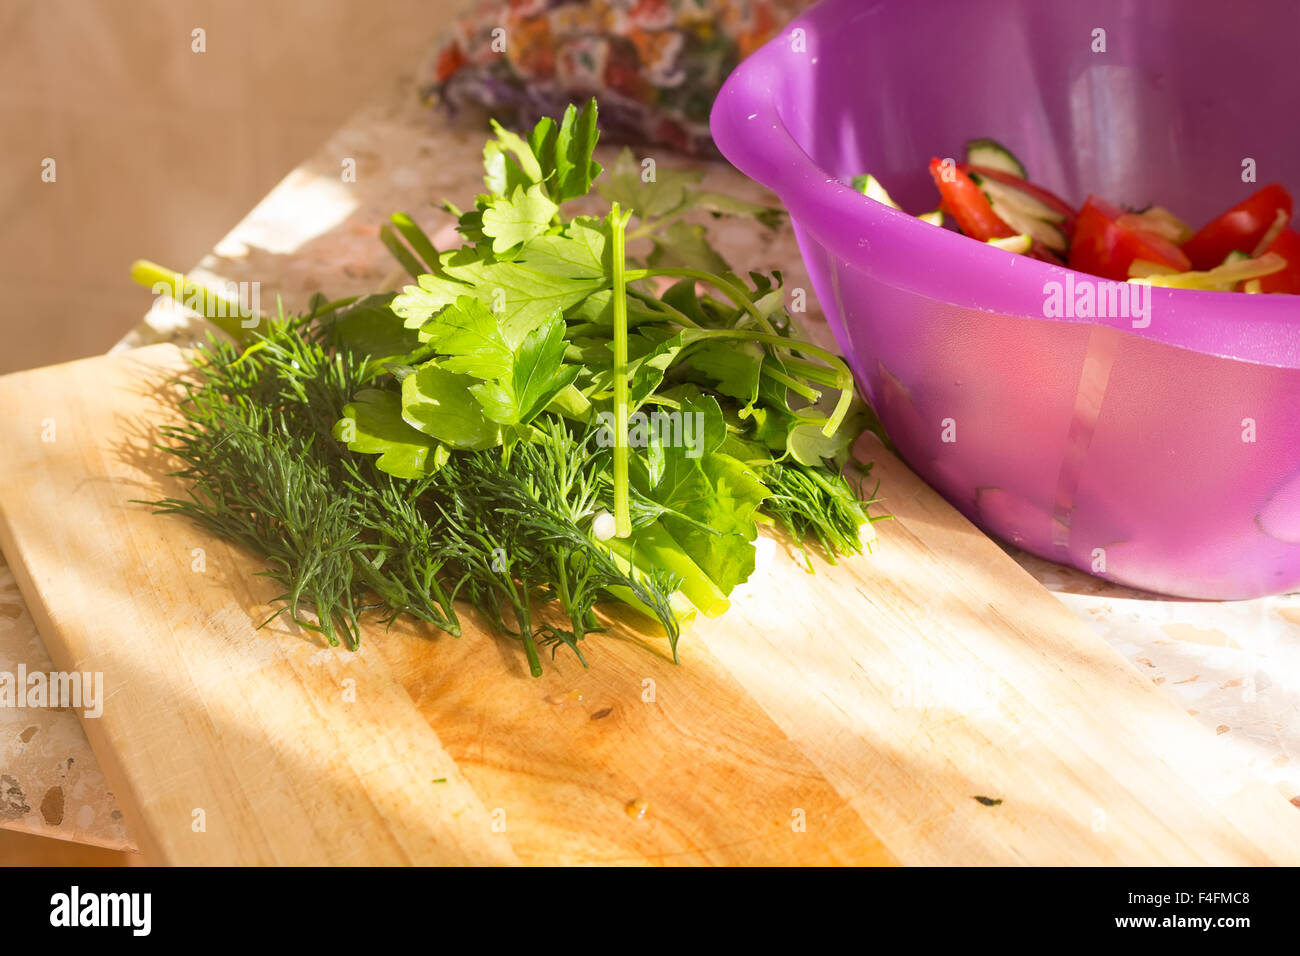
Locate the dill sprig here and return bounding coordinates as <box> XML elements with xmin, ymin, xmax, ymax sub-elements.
<box><xmin>761</xmin><ymin>463</ymin><xmax>885</xmax><ymax>566</ymax></box>
<box><xmin>145</xmin><ymin>318</ymin><xmax>681</xmax><ymax>673</ymax></box>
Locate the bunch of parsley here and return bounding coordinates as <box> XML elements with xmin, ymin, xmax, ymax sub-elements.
<box><xmin>138</xmin><ymin>99</ymin><xmax>880</xmax><ymax>676</ymax></box>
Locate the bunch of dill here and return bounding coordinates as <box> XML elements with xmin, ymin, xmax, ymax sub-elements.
<box><xmin>149</xmin><ymin>315</ymin><xmax>680</xmax><ymax>676</ymax></box>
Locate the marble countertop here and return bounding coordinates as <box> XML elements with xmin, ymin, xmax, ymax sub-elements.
<box><xmin>0</xmin><ymin>554</ymin><xmax>131</xmax><ymax>850</ymax></box>
<box><xmin>4</xmin><ymin>69</ymin><xmax>1298</xmax><ymax>853</ymax></box>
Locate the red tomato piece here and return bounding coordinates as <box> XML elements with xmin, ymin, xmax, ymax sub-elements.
<box><xmin>1182</xmin><ymin>183</ymin><xmax>1293</xmax><ymax>270</ymax></box>
<box><xmin>1257</xmin><ymin>227</ymin><xmax>1300</xmax><ymax>294</ymax></box>
<box><xmin>928</xmin><ymin>157</ymin><xmax>1016</xmax><ymax>241</ymax></box>
<box><xmin>1067</xmin><ymin>196</ymin><xmax>1191</xmax><ymax>280</ymax></box>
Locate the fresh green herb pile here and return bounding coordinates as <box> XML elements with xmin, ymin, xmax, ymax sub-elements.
<box><xmin>138</xmin><ymin>99</ymin><xmax>880</xmax><ymax>676</ymax></box>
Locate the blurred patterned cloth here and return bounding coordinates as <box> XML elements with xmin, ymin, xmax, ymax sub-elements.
<box><xmin>426</xmin><ymin>0</ymin><xmax>812</xmax><ymax>156</ymax></box>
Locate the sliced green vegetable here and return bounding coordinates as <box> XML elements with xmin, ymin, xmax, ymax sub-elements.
<box><xmin>852</xmin><ymin>174</ymin><xmax>901</xmax><ymax>209</ymax></box>
<box><xmin>965</xmin><ymin>137</ymin><xmax>1027</xmax><ymax>178</ymax></box>
<box><xmin>986</xmin><ymin>234</ymin><xmax>1033</xmax><ymax>255</ymax></box>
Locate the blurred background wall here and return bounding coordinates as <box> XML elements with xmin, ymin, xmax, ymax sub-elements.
<box><xmin>0</xmin><ymin>0</ymin><xmax>457</xmax><ymax>375</ymax></box>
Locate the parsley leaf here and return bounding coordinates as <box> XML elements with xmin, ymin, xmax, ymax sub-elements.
<box><xmin>418</xmin><ymin>296</ymin><xmax>513</xmax><ymax>381</ymax></box>
<box><xmin>598</xmin><ymin>147</ymin><xmax>704</xmax><ymax>220</ymax></box>
<box><xmin>394</xmin><ymin>259</ymin><xmax>601</xmax><ymax>344</ymax></box>
<box><xmin>327</xmin><ymin>293</ymin><xmax>420</xmax><ymax>366</ymax></box>
<box><xmin>647</xmin><ymin>220</ymin><xmax>731</xmax><ymax>274</ymax></box>
<box><xmin>631</xmin><ymin>391</ymin><xmax>769</xmax><ymax>594</ymax></box>
<box><xmin>470</xmin><ymin>312</ymin><xmax>580</xmax><ymax>425</ymax></box>
<box><xmin>551</xmin><ymin>100</ymin><xmax>602</xmax><ymax>203</ymax></box>
<box><xmin>681</xmin><ymin>339</ymin><xmax>764</xmax><ymax>408</ymax></box>
<box><xmin>333</xmin><ymin>389</ymin><xmax>448</xmax><ymax>479</ymax></box>
<box><xmin>401</xmin><ymin>363</ymin><xmax>502</xmax><ymax>450</ymax></box>
<box><xmin>481</xmin><ymin>184</ymin><xmax>559</xmax><ymax>254</ymax></box>
<box><xmin>484</xmin><ymin>119</ymin><xmax>543</xmax><ymax>194</ymax></box>
<box><xmin>517</xmin><ymin>217</ymin><xmax>608</xmax><ymax>277</ymax></box>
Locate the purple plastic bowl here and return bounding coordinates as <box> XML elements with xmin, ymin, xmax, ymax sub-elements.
<box><xmin>711</xmin><ymin>0</ymin><xmax>1300</xmax><ymax>599</ymax></box>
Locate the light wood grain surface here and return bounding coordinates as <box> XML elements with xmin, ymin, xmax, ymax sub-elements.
<box><xmin>1</xmin><ymin>344</ymin><xmax>1297</xmax><ymax>864</ymax></box>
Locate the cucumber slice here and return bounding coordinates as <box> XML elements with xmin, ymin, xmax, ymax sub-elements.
<box><xmin>1116</xmin><ymin>207</ymin><xmax>1191</xmax><ymax>244</ymax></box>
<box><xmin>969</xmin><ymin>172</ymin><xmax>1067</xmax><ymax>253</ymax></box>
<box><xmin>969</xmin><ymin>172</ymin><xmax>1067</xmax><ymax>224</ymax></box>
<box><xmin>1018</xmin><ymin>217</ymin><xmax>1067</xmax><ymax>254</ymax></box>
<box><xmin>1000</xmin><ymin>210</ymin><xmax>1066</xmax><ymax>253</ymax></box>
<box><xmin>986</xmin><ymin>234</ymin><xmax>1032</xmax><ymax>255</ymax></box>
<box><xmin>851</xmin><ymin>173</ymin><xmax>900</xmax><ymax>209</ymax></box>
<box><xmin>918</xmin><ymin>209</ymin><xmax>944</xmax><ymax>226</ymax></box>
<box><xmin>965</xmin><ymin>138</ymin><xmax>1026</xmax><ymax>178</ymax></box>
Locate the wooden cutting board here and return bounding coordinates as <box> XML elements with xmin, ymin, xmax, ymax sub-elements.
<box><xmin>1</xmin><ymin>344</ymin><xmax>1298</xmax><ymax>865</ymax></box>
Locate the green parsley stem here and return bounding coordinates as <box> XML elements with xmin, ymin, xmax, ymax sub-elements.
<box><xmin>626</xmin><ymin>206</ymin><xmax>693</xmax><ymax>241</ymax></box>
<box><xmin>624</xmin><ymin>267</ymin><xmax>776</xmax><ymax>335</ymax></box>
<box><xmin>627</xmin><ymin>288</ymin><xmax>701</xmax><ymax>328</ymax></box>
<box><xmin>305</xmin><ymin>296</ymin><xmax>360</xmax><ymax>321</ymax></box>
<box><xmin>602</xmin><ymin>525</ymin><xmax>729</xmax><ymax>619</ymax></box>
<box><xmin>130</xmin><ymin>259</ymin><xmax>257</xmax><ymax>342</ymax></box>
<box><xmin>378</xmin><ymin>225</ymin><xmax>424</xmax><ymax>279</ymax></box>
<box><xmin>389</xmin><ymin>212</ymin><xmax>443</xmax><ymax>274</ymax></box>
<box><xmin>780</xmin><ymin>356</ymin><xmax>845</xmax><ymax>388</ymax></box>
<box><xmin>627</xmin><ymin>274</ymin><xmax>846</xmax><ymax>417</ymax></box>
<box><xmin>610</xmin><ymin>204</ymin><xmax>633</xmax><ymax>538</ymax></box>
<box><xmin>687</xmin><ymin>329</ymin><xmax>855</xmax><ymax>438</ymax></box>
<box><xmin>761</xmin><ymin>366</ymin><xmax>821</xmax><ymax>402</ymax></box>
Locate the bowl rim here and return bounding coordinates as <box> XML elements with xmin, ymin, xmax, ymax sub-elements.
<box><xmin>709</xmin><ymin>0</ymin><xmax>1300</xmax><ymax>370</ymax></box>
